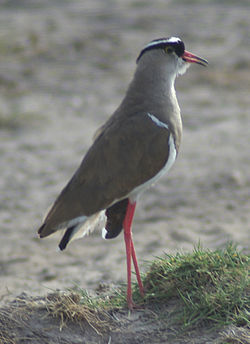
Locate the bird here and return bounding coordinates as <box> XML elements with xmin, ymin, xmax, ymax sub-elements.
<box><xmin>38</xmin><ymin>36</ymin><xmax>208</xmax><ymax>310</ymax></box>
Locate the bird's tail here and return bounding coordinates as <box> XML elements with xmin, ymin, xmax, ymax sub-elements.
<box><xmin>49</xmin><ymin>211</ymin><xmax>106</xmax><ymax>251</ymax></box>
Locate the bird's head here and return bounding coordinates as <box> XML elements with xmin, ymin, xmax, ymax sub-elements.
<box><xmin>136</xmin><ymin>37</ymin><xmax>208</xmax><ymax>76</ymax></box>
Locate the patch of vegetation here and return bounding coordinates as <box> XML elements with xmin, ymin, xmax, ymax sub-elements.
<box><xmin>73</xmin><ymin>244</ymin><xmax>249</xmax><ymax>331</ymax></box>
<box><xmin>0</xmin><ymin>245</ymin><xmax>248</xmax><ymax>344</ymax></box>
<box><xmin>219</xmin><ymin>325</ymin><xmax>250</xmax><ymax>344</ymax></box>
<box><xmin>44</xmin><ymin>292</ymin><xmax>115</xmax><ymax>335</ymax></box>
<box><xmin>13</xmin><ymin>245</ymin><xmax>247</xmax><ymax>339</ymax></box>
<box><xmin>139</xmin><ymin>244</ymin><xmax>249</xmax><ymax>328</ymax></box>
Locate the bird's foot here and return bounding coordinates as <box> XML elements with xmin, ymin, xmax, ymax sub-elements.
<box><xmin>127</xmin><ymin>296</ymin><xmax>144</xmax><ymax>310</ymax></box>
<box><xmin>127</xmin><ymin>301</ymin><xmax>144</xmax><ymax>310</ymax></box>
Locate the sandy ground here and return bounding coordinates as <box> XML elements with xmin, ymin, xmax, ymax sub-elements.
<box><xmin>0</xmin><ymin>0</ymin><xmax>249</xmax><ymax>305</ymax></box>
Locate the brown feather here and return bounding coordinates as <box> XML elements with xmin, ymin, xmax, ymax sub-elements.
<box><xmin>38</xmin><ymin>112</ymin><xmax>170</xmax><ymax>238</ymax></box>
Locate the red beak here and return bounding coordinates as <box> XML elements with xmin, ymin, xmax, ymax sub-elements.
<box><xmin>182</xmin><ymin>50</ymin><xmax>208</xmax><ymax>67</ymax></box>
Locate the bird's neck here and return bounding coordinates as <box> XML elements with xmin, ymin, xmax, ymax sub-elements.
<box><xmin>131</xmin><ymin>63</ymin><xmax>176</xmax><ymax>98</ymax></box>
<box><xmin>121</xmin><ymin>62</ymin><xmax>179</xmax><ymax>114</ymax></box>
<box><xmin>119</xmin><ymin>64</ymin><xmax>182</xmax><ymax>150</ymax></box>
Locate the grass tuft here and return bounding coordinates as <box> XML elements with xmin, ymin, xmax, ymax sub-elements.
<box><xmin>137</xmin><ymin>244</ymin><xmax>249</xmax><ymax>328</ymax></box>
<box><xmin>45</xmin><ymin>291</ymin><xmax>115</xmax><ymax>334</ymax></box>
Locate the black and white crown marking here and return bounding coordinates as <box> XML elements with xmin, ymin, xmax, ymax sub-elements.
<box><xmin>136</xmin><ymin>37</ymin><xmax>185</xmax><ymax>63</ymax></box>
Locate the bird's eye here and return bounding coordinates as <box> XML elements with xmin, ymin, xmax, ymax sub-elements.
<box><xmin>165</xmin><ymin>47</ymin><xmax>174</xmax><ymax>54</ymax></box>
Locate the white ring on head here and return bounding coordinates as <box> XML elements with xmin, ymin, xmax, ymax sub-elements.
<box><xmin>144</xmin><ymin>37</ymin><xmax>181</xmax><ymax>50</ymax></box>
<box><xmin>166</xmin><ymin>36</ymin><xmax>181</xmax><ymax>44</ymax></box>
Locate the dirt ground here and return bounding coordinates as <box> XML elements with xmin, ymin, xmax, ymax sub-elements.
<box><xmin>1</xmin><ymin>291</ymin><xmax>249</xmax><ymax>344</ymax></box>
<box><xmin>0</xmin><ymin>0</ymin><xmax>249</xmax><ymax>340</ymax></box>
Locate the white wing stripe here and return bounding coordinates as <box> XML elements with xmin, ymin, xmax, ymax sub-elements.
<box><xmin>147</xmin><ymin>112</ymin><xmax>169</xmax><ymax>129</ymax></box>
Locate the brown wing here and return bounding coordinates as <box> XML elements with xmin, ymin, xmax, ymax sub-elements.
<box><xmin>38</xmin><ymin>112</ymin><xmax>170</xmax><ymax>237</ymax></box>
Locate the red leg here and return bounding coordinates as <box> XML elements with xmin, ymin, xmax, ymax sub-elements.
<box><xmin>123</xmin><ymin>200</ymin><xmax>144</xmax><ymax>310</ymax></box>
<box><xmin>131</xmin><ymin>240</ymin><xmax>144</xmax><ymax>297</ymax></box>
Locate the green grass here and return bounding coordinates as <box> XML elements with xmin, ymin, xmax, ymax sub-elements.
<box><xmin>48</xmin><ymin>244</ymin><xmax>249</xmax><ymax>333</ymax></box>
<box><xmin>139</xmin><ymin>244</ymin><xmax>249</xmax><ymax>328</ymax></box>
